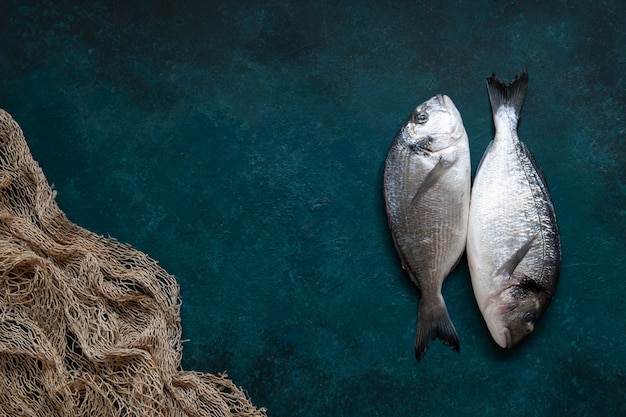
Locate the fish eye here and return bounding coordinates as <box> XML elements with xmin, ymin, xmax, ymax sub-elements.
<box><xmin>413</xmin><ymin>111</ymin><xmax>429</xmax><ymax>124</ymax></box>
<box><xmin>523</xmin><ymin>312</ymin><xmax>535</xmax><ymax>324</ymax></box>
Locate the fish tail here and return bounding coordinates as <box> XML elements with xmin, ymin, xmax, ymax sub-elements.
<box><xmin>486</xmin><ymin>69</ymin><xmax>528</xmax><ymax>118</ymax></box>
<box><xmin>414</xmin><ymin>298</ymin><xmax>460</xmax><ymax>360</ymax></box>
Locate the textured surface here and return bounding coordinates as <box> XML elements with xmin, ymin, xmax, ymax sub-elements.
<box><xmin>0</xmin><ymin>1</ymin><xmax>625</xmax><ymax>416</ymax></box>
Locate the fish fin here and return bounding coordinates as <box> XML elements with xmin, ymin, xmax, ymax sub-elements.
<box><xmin>519</xmin><ymin>141</ymin><xmax>550</xmax><ymax>193</ymax></box>
<box><xmin>414</xmin><ymin>299</ymin><xmax>459</xmax><ymax>361</ymax></box>
<box><xmin>486</xmin><ymin>69</ymin><xmax>528</xmax><ymax>118</ymax></box>
<box><xmin>496</xmin><ymin>233</ymin><xmax>537</xmax><ymax>279</ymax></box>
<box><xmin>409</xmin><ymin>154</ymin><xmax>455</xmax><ymax>210</ymax></box>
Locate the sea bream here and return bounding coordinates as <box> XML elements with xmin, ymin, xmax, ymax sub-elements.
<box><xmin>466</xmin><ymin>70</ymin><xmax>561</xmax><ymax>348</ymax></box>
<box><xmin>384</xmin><ymin>94</ymin><xmax>470</xmax><ymax>360</ymax></box>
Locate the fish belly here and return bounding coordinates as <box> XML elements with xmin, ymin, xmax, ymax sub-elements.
<box><xmin>386</xmin><ymin>149</ymin><xmax>469</xmax><ymax>294</ymax></box>
<box><xmin>467</xmin><ymin>140</ymin><xmax>541</xmax><ymax>312</ymax></box>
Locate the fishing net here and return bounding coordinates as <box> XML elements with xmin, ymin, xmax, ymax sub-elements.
<box><xmin>0</xmin><ymin>109</ymin><xmax>267</xmax><ymax>417</ymax></box>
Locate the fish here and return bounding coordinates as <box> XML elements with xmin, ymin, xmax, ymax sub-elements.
<box><xmin>466</xmin><ymin>69</ymin><xmax>561</xmax><ymax>348</ymax></box>
<box><xmin>383</xmin><ymin>94</ymin><xmax>471</xmax><ymax>360</ymax></box>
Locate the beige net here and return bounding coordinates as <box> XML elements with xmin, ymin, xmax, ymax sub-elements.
<box><xmin>0</xmin><ymin>109</ymin><xmax>267</xmax><ymax>417</ymax></box>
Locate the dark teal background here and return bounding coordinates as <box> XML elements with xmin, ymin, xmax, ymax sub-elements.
<box><xmin>1</xmin><ymin>1</ymin><xmax>625</xmax><ymax>415</ymax></box>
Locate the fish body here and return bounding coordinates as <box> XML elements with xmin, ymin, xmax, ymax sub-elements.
<box><xmin>384</xmin><ymin>94</ymin><xmax>470</xmax><ymax>360</ymax></box>
<box><xmin>467</xmin><ymin>70</ymin><xmax>561</xmax><ymax>348</ymax></box>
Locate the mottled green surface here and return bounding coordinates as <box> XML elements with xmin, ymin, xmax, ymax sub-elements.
<box><xmin>1</xmin><ymin>1</ymin><xmax>625</xmax><ymax>415</ymax></box>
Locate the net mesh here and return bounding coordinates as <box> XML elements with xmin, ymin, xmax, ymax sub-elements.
<box><xmin>0</xmin><ymin>109</ymin><xmax>267</xmax><ymax>417</ymax></box>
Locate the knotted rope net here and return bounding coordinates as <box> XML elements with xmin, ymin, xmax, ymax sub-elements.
<box><xmin>0</xmin><ymin>109</ymin><xmax>267</xmax><ymax>417</ymax></box>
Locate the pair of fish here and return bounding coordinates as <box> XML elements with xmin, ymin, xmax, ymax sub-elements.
<box><xmin>383</xmin><ymin>70</ymin><xmax>561</xmax><ymax>360</ymax></box>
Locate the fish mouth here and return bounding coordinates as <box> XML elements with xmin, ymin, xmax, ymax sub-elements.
<box><xmin>484</xmin><ymin>302</ymin><xmax>514</xmax><ymax>348</ymax></box>
<box><xmin>434</xmin><ymin>94</ymin><xmax>463</xmax><ymax>125</ymax></box>
<box><xmin>487</xmin><ymin>322</ymin><xmax>513</xmax><ymax>348</ymax></box>
<box><xmin>499</xmin><ymin>327</ymin><xmax>512</xmax><ymax>348</ymax></box>
<box><xmin>435</xmin><ymin>94</ymin><xmax>448</xmax><ymax>110</ymax></box>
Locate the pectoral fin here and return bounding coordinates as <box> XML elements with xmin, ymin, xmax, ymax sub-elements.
<box><xmin>496</xmin><ymin>234</ymin><xmax>537</xmax><ymax>279</ymax></box>
<box><xmin>409</xmin><ymin>154</ymin><xmax>456</xmax><ymax>209</ymax></box>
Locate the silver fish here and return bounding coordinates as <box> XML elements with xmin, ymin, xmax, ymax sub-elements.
<box><xmin>467</xmin><ymin>70</ymin><xmax>561</xmax><ymax>348</ymax></box>
<box><xmin>384</xmin><ymin>94</ymin><xmax>470</xmax><ymax>360</ymax></box>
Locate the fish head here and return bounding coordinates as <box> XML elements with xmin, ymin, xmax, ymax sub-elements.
<box><xmin>402</xmin><ymin>94</ymin><xmax>465</xmax><ymax>153</ymax></box>
<box><xmin>483</xmin><ymin>283</ymin><xmax>550</xmax><ymax>348</ymax></box>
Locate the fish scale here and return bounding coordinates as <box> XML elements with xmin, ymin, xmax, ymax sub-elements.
<box><xmin>467</xmin><ymin>69</ymin><xmax>561</xmax><ymax>349</ymax></box>
<box><xmin>384</xmin><ymin>94</ymin><xmax>470</xmax><ymax>360</ymax></box>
